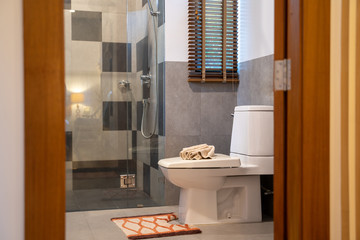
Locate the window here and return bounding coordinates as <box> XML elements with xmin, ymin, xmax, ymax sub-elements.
<box><xmin>188</xmin><ymin>0</ymin><xmax>238</xmax><ymax>82</ymax></box>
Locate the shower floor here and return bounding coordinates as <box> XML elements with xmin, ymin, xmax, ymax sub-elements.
<box><xmin>66</xmin><ymin>188</ymin><xmax>160</xmax><ymax>212</ymax></box>
<box><xmin>66</xmin><ymin>205</ymin><xmax>274</xmax><ymax>240</ymax></box>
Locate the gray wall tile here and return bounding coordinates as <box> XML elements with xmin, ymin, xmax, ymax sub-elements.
<box><xmin>165</xmin><ymin>62</ymin><xmax>201</xmax><ymax>136</ymax></box>
<box><xmin>200</xmin><ymin>83</ymin><xmax>237</xmax><ymax>137</ymax></box>
<box><xmin>72</xmin><ymin>11</ymin><xmax>102</xmax><ymax>42</ymax></box>
<box><xmin>237</xmin><ymin>55</ymin><xmax>274</xmax><ymax>106</ymax></box>
<box><xmin>158</xmin><ymin>62</ymin><xmax>165</xmax><ymax>136</ymax></box>
<box><xmin>165</xmin><ymin>135</ymin><xmax>200</xmax><ymax>158</ymax></box>
<box><xmin>200</xmin><ymin>135</ymin><xmax>231</xmax><ymax>155</ymax></box>
<box><xmin>150</xmin><ymin>167</ymin><xmax>165</xmax><ymax>204</ymax></box>
<box><xmin>165</xmin><ymin>180</ymin><xmax>180</xmax><ymax>205</ymax></box>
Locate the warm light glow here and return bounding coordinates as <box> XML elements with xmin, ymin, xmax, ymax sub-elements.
<box><xmin>71</xmin><ymin>93</ymin><xmax>84</xmax><ymax>103</ymax></box>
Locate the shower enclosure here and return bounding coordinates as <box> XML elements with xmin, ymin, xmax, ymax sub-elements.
<box><xmin>64</xmin><ymin>0</ymin><xmax>165</xmax><ymax>211</ymax></box>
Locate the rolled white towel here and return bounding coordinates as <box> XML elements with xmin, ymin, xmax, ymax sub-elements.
<box><xmin>179</xmin><ymin>144</ymin><xmax>215</xmax><ymax>160</ymax></box>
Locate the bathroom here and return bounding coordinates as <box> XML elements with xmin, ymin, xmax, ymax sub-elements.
<box><xmin>3</xmin><ymin>0</ymin><xmax>359</xmax><ymax>238</ymax></box>
<box><xmin>61</xmin><ymin>0</ymin><xmax>275</xmax><ymax>237</ymax></box>
<box><xmin>63</xmin><ymin>0</ymin><xmax>274</xmax><ymax>239</ymax></box>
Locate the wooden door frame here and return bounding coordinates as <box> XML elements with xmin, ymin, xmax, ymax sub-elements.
<box><xmin>274</xmin><ymin>0</ymin><xmax>330</xmax><ymax>239</ymax></box>
<box><xmin>23</xmin><ymin>0</ymin><xmax>330</xmax><ymax>239</ymax></box>
<box><xmin>24</xmin><ymin>0</ymin><xmax>65</xmax><ymax>239</ymax></box>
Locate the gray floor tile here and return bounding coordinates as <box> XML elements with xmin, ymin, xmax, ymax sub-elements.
<box><xmin>66</xmin><ymin>212</ymin><xmax>95</xmax><ymax>240</ymax></box>
<box><xmin>66</xmin><ymin>206</ymin><xmax>273</xmax><ymax>240</ymax></box>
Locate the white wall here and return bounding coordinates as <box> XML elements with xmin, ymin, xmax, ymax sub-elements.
<box><xmin>164</xmin><ymin>0</ymin><xmax>188</xmax><ymax>62</ymax></box>
<box><xmin>0</xmin><ymin>0</ymin><xmax>24</xmax><ymax>240</ymax></box>
<box><xmin>164</xmin><ymin>0</ymin><xmax>274</xmax><ymax>63</ymax></box>
<box><xmin>238</xmin><ymin>0</ymin><xmax>274</xmax><ymax>63</ymax></box>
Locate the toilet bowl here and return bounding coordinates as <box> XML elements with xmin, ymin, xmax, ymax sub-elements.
<box><xmin>158</xmin><ymin>105</ymin><xmax>274</xmax><ymax>224</ymax></box>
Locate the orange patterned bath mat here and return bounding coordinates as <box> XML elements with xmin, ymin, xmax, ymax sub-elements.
<box><xmin>111</xmin><ymin>213</ymin><xmax>201</xmax><ymax>239</ymax></box>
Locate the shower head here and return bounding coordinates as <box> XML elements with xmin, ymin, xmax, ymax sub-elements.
<box><xmin>147</xmin><ymin>0</ymin><xmax>160</xmax><ymax>16</ymax></box>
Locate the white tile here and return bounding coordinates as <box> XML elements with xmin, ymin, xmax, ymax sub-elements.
<box><xmin>64</xmin><ymin>10</ymin><xmax>72</xmax><ymax>75</ymax></box>
<box><xmin>69</xmin><ymin>41</ymin><xmax>102</xmax><ymax>74</ymax></box>
<box><xmin>100</xmin><ymin>72</ymin><xmax>142</xmax><ymax>102</ymax></box>
<box><xmin>72</xmin><ymin>128</ymin><xmax>131</xmax><ymax>161</ymax></box>
<box><xmin>102</xmin><ymin>12</ymin><xmax>127</xmax><ymax>43</ymax></box>
<box><xmin>72</xmin><ymin>0</ymin><xmax>127</xmax><ymax>14</ymax></box>
<box><xmin>127</xmin><ymin>0</ymin><xmax>144</xmax><ymax>12</ymax></box>
<box><xmin>128</xmin><ymin>9</ymin><xmax>148</xmax><ymax>43</ymax></box>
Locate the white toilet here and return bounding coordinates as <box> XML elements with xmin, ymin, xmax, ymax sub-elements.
<box><xmin>158</xmin><ymin>105</ymin><xmax>274</xmax><ymax>224</ymax></box>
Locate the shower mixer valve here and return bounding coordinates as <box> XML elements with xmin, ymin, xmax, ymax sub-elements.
<box><xmin>118</xmin><ymin>80</ymin><xmax>131</xmax><ymax>90</ymax></box>
<box><xmin>140</xmin><ymin>74</ymin><xmax>151</xmax><ymax>88</ymax></box>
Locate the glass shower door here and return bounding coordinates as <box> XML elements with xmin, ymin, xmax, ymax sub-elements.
<box><xmin>64</xmin><ymin>0</ymin><xmax>165</xmax><ymax>212</ymax></box>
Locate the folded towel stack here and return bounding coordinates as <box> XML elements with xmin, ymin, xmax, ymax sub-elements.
<box><xmin>179</xmin><ymin>144</ymin><xmax>215</xmax><ymax>160</ymax></box>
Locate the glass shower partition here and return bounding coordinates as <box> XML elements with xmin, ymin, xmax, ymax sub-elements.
<box><xmin>65</xmin><ymin>0</ymin><xmax>165</xmax><ymax>212</ymax></box>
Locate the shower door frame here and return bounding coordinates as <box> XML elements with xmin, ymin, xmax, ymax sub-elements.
<box><xmin>23</xmin><ymin>0</ymin><xmax>331</xmax><ymax>240</ymax></box>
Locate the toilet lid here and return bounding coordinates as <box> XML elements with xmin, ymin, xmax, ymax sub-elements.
<box><xmin>158</xmin><ymin>154</ymin><xmax>240</xmax><ymax>169</ymax></box>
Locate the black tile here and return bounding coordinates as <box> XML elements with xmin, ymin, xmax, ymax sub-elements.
<box><xmin>64</xmin><ymin>0</ymin><xmax>71</xmax><ymax>10</ymax></box>
<box><xmin>72</xmin><ymin>159</ymin><xmax>137</xmax><ymax>190</ymax></box>
<box><xmin>143</xmin><ymin>163</ymin><xmax>150</xmax><ymax>195</ymax></box>
<box><xmin>136</xmin><ymin>37</ymin><xmax>149</xmax><ymax>74</ymax></box>
<box><xmin>143</xmin><ymin>84</ymin><xmax>150</xmax><ymax>99</ymax></box>
<box><xmin>118</xmin><ymin>159</ymin><xmax>137</xmax><ymax>175</ymax></box>
<box><xmin>150</xmin><ymin>135</ymin><xmax>159</xmax><ymax>169</ymax></box>
<box><xmin>73</xmin><ymin>177</ymin><xmax>120</xmax><ymax>190</ymax></box>
<box><xmin>158</xmin><ymin>0</ymin><xmax>165</xmax><ymax>27</ymax></box>
<box><xmin>158</xmin><ymin>62</ymin><xmax>165</xmax><ymax>136</ymax></box>
<box><xmin>132</xmin><ymin>131</ymin><xmax>137</xmax><ymax>160</ymax></box>
<box><xmin>142</xmin><ymin>0</ymin><xmax>147</xmax><ymax>7</ymax></box>
<box><xmin>103</xmin><ymin>101</ymin><xmax>132</xmax><ymax>131</ymax></box>
<box><xmin>136</xmin><ymin>101</ymin><xmax>143</xmax><ymax>130</ymax></box>
<box><xmin>66</xmin><ymin>191</ymin><xmax>79</xmax><ymax>212</ymax></box>
<box><xmin>103</xmin><ymin>42</ymin><xmax>132</xmax><ymax>72</ymax></box>
<box><xmin>65</xmin><ymin>131</ymin><xmax>72</xmax><ymax>161</ymax></box>
<box><xmin>73</xmin><ymin>189</ymin><xmax>118</xmax><ymax>211</ymax></box>
<box><xmin>72</xmin><ymin>11</ymin><xmax>102</xmax><ymax>42</ymax></box>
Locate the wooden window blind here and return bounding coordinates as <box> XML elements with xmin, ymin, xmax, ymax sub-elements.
<box><xmin>188</xmin><ymin>0</ymin><xmax>238</xmax><ymax>83</ymax></box>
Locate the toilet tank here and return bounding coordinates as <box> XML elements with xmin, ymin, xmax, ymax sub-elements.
<box><xmin>230</xmin><ymin>105</ymin><xmax>274</xmax><ymax>156</ymax></box>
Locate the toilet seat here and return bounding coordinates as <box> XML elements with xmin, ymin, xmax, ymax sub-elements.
<box><xmin>158</xmin><ymin>154</ymin><xmax>240</xmax><ymax>169</ymax></box>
